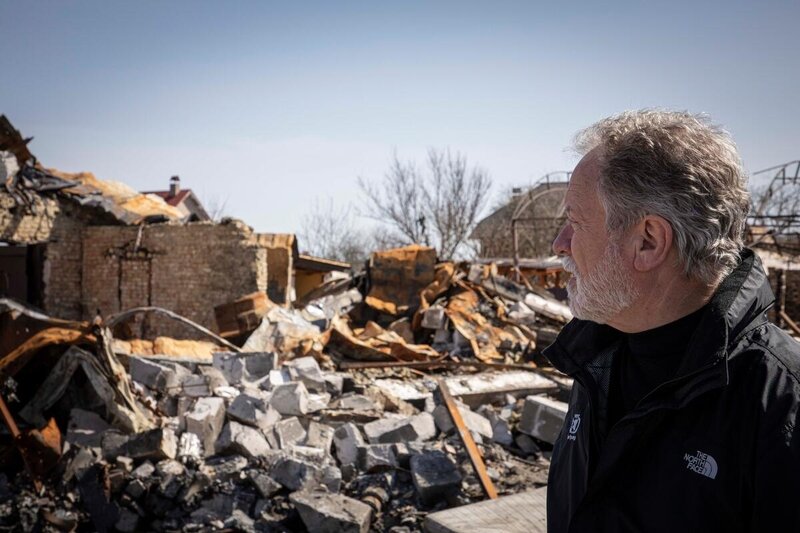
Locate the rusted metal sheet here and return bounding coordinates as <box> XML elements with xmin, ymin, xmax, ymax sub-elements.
<box><xmin>437</xmin><ymin>379</ymin><xmax>497</xmax><ymax>500</ymax></box>
<box><xmin>366</xmin><ymin>245</ymin><xmax>437</xmax><ymax>316</ymax></box>
<box><xmin>327</xmin><ymin>316</ymin><xmax>440</xmax><ymax>362</ymax></box>
<box><xmin>445</xmin><ymin>289</ymin><xmax>531</xmax><ymax>362</ymax></box>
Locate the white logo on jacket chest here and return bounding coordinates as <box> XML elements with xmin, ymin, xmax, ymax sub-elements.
<box><xmin>683</xmin><ymin>450</ymin><xmax>718</xmax><ymax>479</ymax></box>
<box><xmin>567</xmin><ymin>414</ymin><xmax>581</xmax><ymax>441</ymax></box>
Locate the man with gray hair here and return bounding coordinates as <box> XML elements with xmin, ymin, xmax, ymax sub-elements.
<box><xmin>544</xmin><ymin>110</ymin><xmax>800</xmax><ymax>532</ymax></box>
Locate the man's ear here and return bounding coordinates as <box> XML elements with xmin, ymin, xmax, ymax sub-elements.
<box><xmin>632</xmin><ymin>215</ymin><xmax>673</xmax><ymax>273</ymax></box>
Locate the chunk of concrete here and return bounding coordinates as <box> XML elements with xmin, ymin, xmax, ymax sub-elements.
<box><xmin>274</xmin><ymin>417</ymin><xmax>307</xmax><ymax>449</ymax></box>
<box><xmin>243</xmin><ymin>352</ymin><xmax>277</xmax><ymax>380</ymax></box>
<box><xmin>65</xmin><ymin>408</ymin><xmax>111</xmax><ymax>448</ymax></box>
<box><xmin>248</xmin><ymin>472</ymin><xmax>282</xmax><ymax>498</ymax></box>
<box><xmin>185</xmin><ymin>397</ymin><xmax>226</xmax><ymax>457</ymax></box>
<box><xmin>432</xmin><ymin>403</ymin><xmax>493</xmax><ymax>439</ymax></box>
<box><xmin>307</xmin><ymin>392</ymin><xmax>332</xmax><ymax>413</ymax></box>
<box><xmin>270</xmin><ymin>382</ymin><xmax>309</xmax><ymax>416</ymax></box>
<box><xmin>444</xmin><ymin>371</ymin><xmax>558</xmax><ymax>408</ymax></box>
<box><xmin>285</xmin><ymin>356</ymin><xmax>326</xmax><ymax>393</ymax></box>
<box><xmin>305</xmin><ymin>421</ymin><xmax>334</xmax><ymax>452</ymax></box>
<box><xmin>364</xmin><ymin>412</ymin><xmax>436</xmax><ymax>444</ymax></box>
<box><xmin>198</xmin><ymin>366</ymin><xmax>229</xmax><ymax>390</ymax></box>
<box><xmin>373</xmin><ymin>379</ymin><xmax>432</xmax><ymax>409</ymax></box>
<box><xmin>216</xmin><ymin>421</ymin><xmax>271</xmax><ymax>458</ymax></box>
<box><xmin>323</xmin><ymin>374</ymin><xmax>345</xmax><ymax>397</ymax></box>
<box><xmin>129</xmin><ymin>357</ymin><xmax>179</xmax><ymax>391</ymax></box>
<box><xmin>213</xmin><ymin>352</ymin><xmax>245</xmax><ymax>385</ymax></box>
<box><xmin>270</xmin><ymin>455</ymin><xmax>320</xmax><ymax>491</ymax></box>
<box><xmin>517</xmin><ymin>395</ymin><xmax>568</xmax><ymax>445</ymax></box>
<box><xmin>333</xmin><ymin>423</ymin><xmax>364</xmax><ymax>466</ymax></box>
<box><xmin>124</xmin><ymin>428</ymin><xmax>177</xmax><ymax>460</ymax></box>
<box><xmin>290</xmin><ymin>491</ymin><xmax>372</xmax><ymax>533</ymax></box>
<box><xmin>181</xmin><ymin>374</ymin><xmax>211</xmax><ymax>397</ymax></box>
<box><xmin>410</xmin><ymin>450</ymin><xmax>462</xmax><ymax>505</ymax></box>
<box><xmin>336</xmin><ymin>393</ymin><xmax>378</xmax><ymax>411</ymax></box>
<box><xmin>227</xmin><ymin>394</ymin><xmax>279</xmax><ymax>431</ymax></box>
<box><xmin>358</xmin><ymin>444</ymin><xmax>398</xmax><ymax>472</ymax></box>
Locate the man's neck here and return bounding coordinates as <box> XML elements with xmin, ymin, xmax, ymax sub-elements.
<box><xmin>607</xmin><ymin>271</ymin><xmax>716</xmax><ymax>334</ymax></box>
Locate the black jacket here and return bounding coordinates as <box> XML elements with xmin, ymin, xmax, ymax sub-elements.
<box><xmin>544</xmin><ymin>249</ymin><xmax>800</xmax><ymax>533</ymax></box>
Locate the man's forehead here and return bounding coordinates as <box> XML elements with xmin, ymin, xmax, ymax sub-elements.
<box><xmin>565</xmin><ymin>150</ymin><xmax>602</xmax><ymax>214</ymax></box>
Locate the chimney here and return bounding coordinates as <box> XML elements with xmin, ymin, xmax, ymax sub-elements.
<box><xmin>169</xmin><ymin>175</ymin><xmax>180</xmax><ymax>197</ymax></box>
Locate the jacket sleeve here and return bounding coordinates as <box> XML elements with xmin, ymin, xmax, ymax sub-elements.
<box><xmin>750</xmin><ymin>366</ymin><xmax>800</xmax><ymax>531</ymax></box>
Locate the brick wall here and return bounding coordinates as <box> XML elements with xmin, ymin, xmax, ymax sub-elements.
<box><xmin>769</xmin><ymin>268</ymin><xmax>800</xmax><ymax>323</ymax></box>
<box><xmin>0</xmin><ymin>191</ymin><xmax>105</xmax><ymax>320</ymax></box>
<box><xmin>82</xmin><ymin>220</ymin><xmax>267</xmax><ymax>337</ymax></box>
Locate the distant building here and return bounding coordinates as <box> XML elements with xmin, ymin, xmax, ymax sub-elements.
<box><xmin>143</xmin><ymin>176</ymin><xmax>210</xmax><ymax>221</ymax></box>
<box><xmin>471</xmin><ymin>179</ymin><xmax>568</xmax><ymax>259</ymax></box>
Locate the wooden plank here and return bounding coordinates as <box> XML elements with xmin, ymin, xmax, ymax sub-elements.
<box><xmin>437</xmin><ymin>379</ymin><xmax>498</xmax><ymax>500</ymax></box>
<box><xmin>424</xmin><ymin>487</ymin><xmax>547</xmax><ymax>533</ymax></box>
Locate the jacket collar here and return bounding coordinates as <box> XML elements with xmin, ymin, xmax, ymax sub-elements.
<box><xmin>544</xmin><ymin>248</ymin><xmax>774</xmax><ymax>381</ymax></box>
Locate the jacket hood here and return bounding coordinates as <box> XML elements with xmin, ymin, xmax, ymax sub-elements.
<box><xmin>544</xmin><ymin>248</ymin><xmax>775</xmax><ymax>379</ymax></box>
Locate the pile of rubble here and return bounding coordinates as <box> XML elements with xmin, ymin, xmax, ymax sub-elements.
<box><xmin>0</xmin><ymin>244</ymin><xmax>574</xmax><ymax>532</ymax></box>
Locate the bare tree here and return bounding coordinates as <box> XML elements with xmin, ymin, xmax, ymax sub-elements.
<box><xmin>359</xmin><ymin>148</ymin><xmax>492</xmax><ymax>259</ymax></box>
<box><xmin>204</xmin><ymin>194</ymin><xmax>229</xmax><ymax>222</ymax></box>
<box><xmin>300</xmin><ymin>198</ymin><xmax>372</xmax><ymax>266</ymax></box>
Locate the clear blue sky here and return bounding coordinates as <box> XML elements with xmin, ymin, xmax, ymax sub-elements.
<box><xmin>1</xmin><ymin>1</ymin><xmax>797</xmax><ymax>235</ymax></box>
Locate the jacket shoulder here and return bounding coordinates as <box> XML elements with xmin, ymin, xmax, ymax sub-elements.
<box><xmin>742</xmin><ymin>323</ymin><xmax>800</xmax><ymax>386</ymax></box>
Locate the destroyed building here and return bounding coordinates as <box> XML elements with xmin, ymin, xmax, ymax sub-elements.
<box><xmin>0</xmin><ymin>116</ymin><xmax>348</xmax><ymax>340</ymax></box>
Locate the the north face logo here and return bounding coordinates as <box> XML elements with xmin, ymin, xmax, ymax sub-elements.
<box><xmin>683</xmin><ymin>450</ymin><xmax>718</xmax><ymax>479</ymax></box>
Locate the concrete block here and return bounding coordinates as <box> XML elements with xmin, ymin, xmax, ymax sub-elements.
<box><xmin>307</xmin><ymin>392</ymin><xmax>331</xmax><ymax>413</ymax></box>
<box><xmin>227</xmin><ymin>393</ymin><xmax>279</xmax><ymax>431</ymax></box>
<box><xmin>274</xmin><ymin>417</ymin><xmax>307</xmax><ymax>449</ymax></box>
<box><xmin>305</xmin><ymin>421</ymin><xmax>334</xmax><ymax>452</ymax></box>
<box><xmin>131</xmin><ymin>461</ymin><xmax>155</xmax><ymax>479</ymax></box>
<box><xmin>248</xmin><ymin>472</ymin><xmax>282</xmax><ymax>498</ymax></box>
<box><xmin>270</xmin><ymin>455</ymin><xmax>321</xmax><ymax>491</ymax></box>
<box><xmin>444</xmin><ymin>372</ymin><xmax>558</xmax><ymax>408</ymax></box>
<box><xmin>269</xmin><ymin>382</ymin><xmax>309</xmax><ymax>416</ymax></box>
<box><xmin>320</xmin><ymin>464</ymin><xmax>342</xmax><ymax>492</ymax></box>
<box><xmin>129</xmin><ymin>357</ymin><xmax>179</xmax><ymax>391</ymax></box>
<box><xmin>358</xmin><ymin>444</ymin><xmax>398</xmax><ymax>472</ymax></box>
<box><xmin>210</xmin><ymin>455</ymin><xmax>249</xmax><ymax>481</ymax></box>
<box><xmin>285</xmin><ymin>356</ymin><xmax>326</xmax><ymax>392</ymax></box>
<box><xmin>290</xmin><ymin>491</ymin><xmax>372</xmax><ymax>533</ymax></box>
<box><xmin>372</xmin><ymin>379</ymin><xmax>432</xmax><ymax>409</ymax></box>
<box><xmin>181</xmin><ymin>375</ymin><xmax>211</xmax><ymax>397</ymax></box>
<box><xmin>323</xmin><ymin>374</ymin><xmax>345</xmax><ymax>397</ymax></box>
<box><xmin>243</xmin><ymin>352</ymin><xmax>277</xmax><ymax>380</ymax></box>
<box><xmin>410</xmin><ymin>450</ymin><xmax>462</xmax><ymax>505</ymax></box>
<box><xmin>217</xmin><ymin>421</ymin><xmax>271</xmax><ymax>458</ymax></box>
<box><xmin>213</xmin><ymin>352</ymin><xmax>245</xmax><ymax>385</ymax></box>
<box><xmin>124</xmin><ymin>428</ymin><xmax>177</xmax><ymax>460</ymax></box>
<box><xmin>432</xmin><ymin>403</ymin><xmax>493</xmax><ymax>439</ymax></box>
<box><xmin>336</xmin><ymin>393</ymin><xmax>378</xmax><ymax>411</ymax></box>
<box><xmin>198</xmin><ymin>366</ymin><xmax>229</xmax><ymax>390</ymax></box>
<box><xmin>264</xmin><ymin>369</ymin><xmax>292</xmax><ymax>390</ymax></box>
<box><xmin>518</xmin><ymin>395</ymin><xmax>568</xmax><ymax>444</ymax></box>
<box><xmin>364</xmin><ymin>412</ymin><xmax>436</xmax><ymax>444</ymax></box>
<box><xmin>185</xmin><ymin>397</ymin><xmax>226</xmax><ymax>457</ymax></box>
<box><xmin>333</xmin><ymin>423</ymin><xmax>364</xmax><ymax>466</ymax></box>
<box><xmin>65</xmin><ymin>408</ymin><xmax>111</xmax><ymax>448</ymax></box>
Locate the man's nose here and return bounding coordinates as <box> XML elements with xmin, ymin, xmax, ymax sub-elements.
<box><xmin>552</xmin><ymin>222</ymin><xmax>572</xmax><ymax>256</ymax></box>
